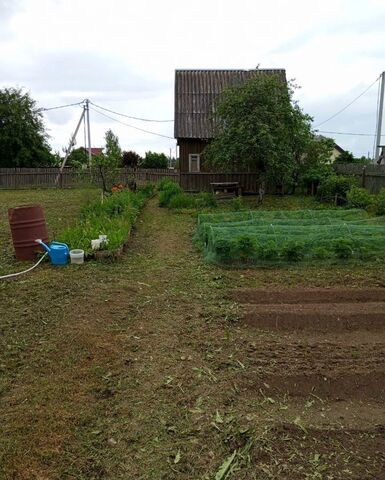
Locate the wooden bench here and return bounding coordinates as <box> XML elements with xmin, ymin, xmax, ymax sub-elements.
<box><xmin>210</xmin><ymin>182</ymin><xmax>240</xmax><ymax>199</ymax></box>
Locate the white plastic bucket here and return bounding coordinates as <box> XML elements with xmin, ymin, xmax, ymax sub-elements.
<box><xmin>70</xmin><ymin>249</ymin><xmax>84</xmax><ymax>264</ymax></box>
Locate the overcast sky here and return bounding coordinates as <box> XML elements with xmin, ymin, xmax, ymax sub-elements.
<box><xmin>1</xmin><ymin>0</ymin><xmax>384</xmax><ymax>158</ymax></box>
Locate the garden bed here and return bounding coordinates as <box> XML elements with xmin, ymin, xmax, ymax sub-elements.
<box><xmin>196</xmin><ymin>208</ymin><xmax>385</xmax><ymax>265</ymax></box>
<box><xmin>60</xmin><ymin>185</ymin><xmax>155</xmax><ymax>258</ymax></box>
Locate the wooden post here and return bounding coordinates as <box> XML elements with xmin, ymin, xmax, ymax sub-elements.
<box><xmin>362</xmin><ymin>166</ymin><xmax>366</xmax><ymax>188</ymax></box>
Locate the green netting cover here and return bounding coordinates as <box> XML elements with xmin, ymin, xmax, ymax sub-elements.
<box><xmin>196</xmin><ymin>209</ymin><xmax>385</xmax><ymax>265</ymax></box>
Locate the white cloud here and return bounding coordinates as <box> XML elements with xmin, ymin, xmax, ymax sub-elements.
<box><xmin>1</xmin><ymin>0</ymin><xmax>384</xmax><ymax>156</ymax></box>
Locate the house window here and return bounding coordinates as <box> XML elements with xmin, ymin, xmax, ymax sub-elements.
<box><xmin>189</xmin><ymin>154</ymin><xmax>200</xmax><ymax>172</ymax></box>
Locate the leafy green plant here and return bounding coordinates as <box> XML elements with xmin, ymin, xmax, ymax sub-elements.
<box><xmin>158</xmin><ymin>182</ymin><xmax>183</xmax><ymax>207</ymax></box>
<box><xmin>281</xmin><ymin>241</ymin><xmax>306</xmax><ymax>262</ymax></box>
<box><xmin>214</xmin><ymin>238</ymin><xmax>237</xmax><ymax>262</ymax></box>
<box><xmin>195</xmin><ymin>192</ymin><xmax>217</xmax><ymax>209</ymax></box>
<box><xmin>313</xmin><ymin>246</ymin><xmax>330</xmax><ymax>259</ymax></box>
<box><xmin>168</xmin><ymin>193</ymin><xmax>195</xmax><ymax>209</ymax></box>
<box><xmin>374</xmin><ymin>188</ymin><xmax>385</xmax><ymax>216</ymax></box>
<box><xmin>317</xmin><ymin>174</ymin><xmax>357</xmax><ymax>203</ymax></box>
<box><xmin>235</xmin><ymin>235</ymin><xmax>257</xmax><ymax>260</ymax></box>
<box><xmin>138</xmin><ymin>183</ymin><xmax>156</xmax><ymax>197</ymax></box>
<box><xmin>61</xmin><ymin>189</ymin><xmax>152</xmax><ymax>255</ymax></box>
<box><xmin>346</xmin><ymin>186</ymin><xmax>373</xmax><ymax>209</ymax></box>
<box><xmin>158</xmin><ymin>178</ymin><xmax>177</xmax><ymax>191</ymax></box>
<box><xmin>332</xmin><ymin>238</ymin><xmax>354</xmax><ymax>259</ymax></box>
<box><xmin>257</xmin><ymin>241</ymin><xmax>279</xmax><ymax>261</ymax></box>
<box><xmin>229</xmin><ymin>197</ymin><xmax>244</xmax><ymax>211</ymax></box>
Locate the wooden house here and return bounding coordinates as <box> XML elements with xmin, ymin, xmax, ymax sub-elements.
<box><xmin>174</xmin><ymin>69</ymin><xmax>286</xmax><ymax>173</ymax></box>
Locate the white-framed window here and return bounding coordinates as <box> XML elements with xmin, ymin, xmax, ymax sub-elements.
<box><xmin>189</xmin><ymin>153</ymin><xmax>201</xmax><ymax>172</ymax></box>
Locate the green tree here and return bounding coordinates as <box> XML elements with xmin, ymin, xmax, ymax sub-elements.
<box><xmin>66</xmin><ymin>147</ymin><xmax>88</xmax><ymax>168</ymax></box>
<box><xmin>141</xmin><ymin>151</ymin><xmax>168</xmax><ymax>169</ymax></box>
<box><xmin>204</xmin><ymin>73</ymin><xmax>320</xmax><ymax>192</ymax></box>
<box><xmin>0</xmin><ymin>87</ymin><xmax>55</xmax><ymax>167</ymax></box>
<box><xmin>122</xmin><ymin>150</ymin><xmax>142</xmax><ymax>168</ymax></box>
<box><xmin>93</xmin><ymin>130</ymin><xmax>122</xmax><ymax>192</ymax></box>
<box><xmin>335</xmin><ymin>150</ymin><xmax>370</xmax><ymax>165</ymax></box>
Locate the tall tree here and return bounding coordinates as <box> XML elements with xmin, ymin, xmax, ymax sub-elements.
<box><xmin>122</xmin><ymin>150</ymin><xmax>142</xmax><ymax>168</ymax></box>
<box><xmin>141</xmin><ymin>151</ymin><xmax>168</xmax><ymax>169</ymax></box>
<box><xmin>93</xmin><ymin>130</ymin><xmax>122</xmax><ymax>192</ymax></box>
<box><xmin>0</xmin><ymin>87</ymin><xmax>55</xmax><ymax>167</ymax></box>
<box><xmin>204</xmin><ymin>73</ymin><xmax>323</xmax><ymax>191</ymax></box>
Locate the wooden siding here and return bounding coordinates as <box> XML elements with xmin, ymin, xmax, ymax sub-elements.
<box><xmin>178</xmin><ymin>138</ymin><xmax>208</xmax><ymax>172</ymax></box>
<box><xmin>174</xmin><ymin>69</ymin><xmax>286</xmax><ymax>139</ymax></box>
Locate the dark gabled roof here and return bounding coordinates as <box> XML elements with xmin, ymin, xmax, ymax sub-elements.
<box><xmin>174</xmin><ymin>68</ymin><xmax>286</xmax><ymax>139</ymax></box>
<box><xmin>81</xmin><ymin>147</ymin><xmax>104</xmax><ymax>156</ymax></box>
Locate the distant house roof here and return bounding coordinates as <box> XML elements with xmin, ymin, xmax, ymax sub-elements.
<box><xmin>315</xmin><ymin>135</ymin><xmax>345</xmax><ymax>154</ymax></box>
<box><xmin>334</xmin><ymin>143</ymin><xmax>345</xmax><ymax>154</ymax></box>
<box><xmin>174</xmin><ymin>69</ymin><xmax>286</xmax><ymax>139</ymax></box>
<box><xmin>81</xmin><ymin>147</ymin><xmax>103</xmax><ymax>156</ymax></box>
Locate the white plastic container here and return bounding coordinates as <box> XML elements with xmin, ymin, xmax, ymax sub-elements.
<box><xmin>70</xmin><ymin>249</ymin><xmax>84</xmax><ymax>264</ymax></box>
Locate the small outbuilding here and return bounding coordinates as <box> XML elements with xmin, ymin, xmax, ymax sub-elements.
<box><xmin>174</xmin><ymin>68</ymin><xmax>286</xmax><ymax>173</ymax></box>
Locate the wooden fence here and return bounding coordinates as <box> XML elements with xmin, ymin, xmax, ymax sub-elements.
<box><xmin>334</xmin><ymin>164</ymin><xmax>385</xmax><ymax>193</ymax></box>
<box><xmin>0</xmin><ymin>168</ymin><xmax>262</xmax><ymax>193</ymax></box>
<box><xmin>0</xmin><ymin>168</ymin><xmax>178</xmax><ymax>190</ymax></box>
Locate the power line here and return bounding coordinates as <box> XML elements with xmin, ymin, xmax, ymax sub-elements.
<box><xmin>89</xmin><ymin>106</ymin><xmax>174</xmax><ymax>140</ymax></box>
<box><xmin>317</xmin><ymin>129</ymin><xmax>384</xmax><ymax>137</ymax></box>
<box><xmin>314</xmin><ymin>76</ymin><xmax>380</xmax><ymax>128</ymax></box>
<box><xmin>38</xmin><ymin>100</ymin><xmax>85</xmax><ymax>112</ymax></box>
<box><xmin>90</xmin><ymin>101</ymin><xmax>174</xmax><ymax>123</ymax></box>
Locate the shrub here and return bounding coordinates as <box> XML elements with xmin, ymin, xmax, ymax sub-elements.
<box><xmin>158</xmin><ymin>182</ymin><xmax>183</xmax><ymax>207</ymax></box>
<box><xmin>281</xmin><ymin>241</ymin><xmax>306</xmax><ymax>262</ymax></box>
<box><xmin>121</xmin><ymin>150</ymin><xmax>142</xmax><ymax>168</ymax></box>
<box><xmin>317</xmin><ymin>174</ymin><xmax>357</xmax><ymax>203</ymax></box>
<box><xmin>332</xmin><ymin>238</ymin><xmax>354</xmax><ymax>259</ymax></box>
<box><xmin>374</xmin><ymin>188</ymin><xmax>385</xmax><ymax>216</ymax></box>
<box><xmin>346</xmin><ymin>187</ymin><xmax>372</xmax><ymax>209</ymax></box>
<box><xmin>158</xmin><ymin>178</ymin><xmax>177</xmax><ymax>191</ymax></box>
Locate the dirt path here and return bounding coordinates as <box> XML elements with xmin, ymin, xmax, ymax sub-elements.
<box><xmin>1</xmin><ymin>199</ymin><xmax>385</xmax><ymax>479</ymax></box>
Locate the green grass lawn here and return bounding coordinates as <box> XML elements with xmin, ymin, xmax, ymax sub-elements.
<box><xmin>1</xmin><ymin>189</ymin><xmax>384</xmax><ymax>479</ymax></box>
<box><xmin>0</xmin><ymin>188</ymin><xmax>98</xmax><ymax>275</ymax></box>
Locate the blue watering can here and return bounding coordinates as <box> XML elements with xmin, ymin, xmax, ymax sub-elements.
<box><xmin>35</xmin><ymin>239</ymin><xmax>69</xmax><ymax>266</ymax></box>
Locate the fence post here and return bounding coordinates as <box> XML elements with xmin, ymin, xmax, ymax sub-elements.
<box><xmin>361</xmin><ymin>166</ymin><xmax>366</xmax><ymax>188</ymax></box>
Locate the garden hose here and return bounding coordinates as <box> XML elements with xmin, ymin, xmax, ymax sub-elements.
<box><xmin>0</xmin><ymin>253</ymin><xmax>48</xmax><ymax>281</ymax></box>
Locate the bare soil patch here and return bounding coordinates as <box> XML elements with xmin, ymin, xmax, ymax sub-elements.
<box><xmin>243</xmin><ymin>302</ymin><xmax>385</xmax><ymax>331</ymax></box>
<box><xmin>231</xmin><ymin>287</ymin><xmax>385</xmax><ymax>304</ymax></box>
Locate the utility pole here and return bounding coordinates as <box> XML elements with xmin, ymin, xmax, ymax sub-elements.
<box><xmin>375</xmin><ymin>72</ymin><xmax>385</xmax><ymax>164</ymax></box>
<box><xmin>55</xmin><ymin>106</ymin><xmax>86</xmax><ymax>185</ymax></box>
<box><xmin>85</xmin><ymin>99</ymin><xmax>92</xmax><ymax>166</ymax></box>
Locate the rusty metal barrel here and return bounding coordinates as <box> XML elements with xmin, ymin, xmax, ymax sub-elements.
<box><xmin>8</xmin><ymin>205</ymin><xmax>49</xmax><ymax>260</ymax></box>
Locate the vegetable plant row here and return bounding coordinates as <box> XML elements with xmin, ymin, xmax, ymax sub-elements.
<box><xmin>196</xmin><ymin>208</ymin><xmax>385</xmax><ymax>265</ymax></box>
<box><xmin>61</xmin><ymin>184</ymin><xmax>155</xmax><ymax>256</ymax></box>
